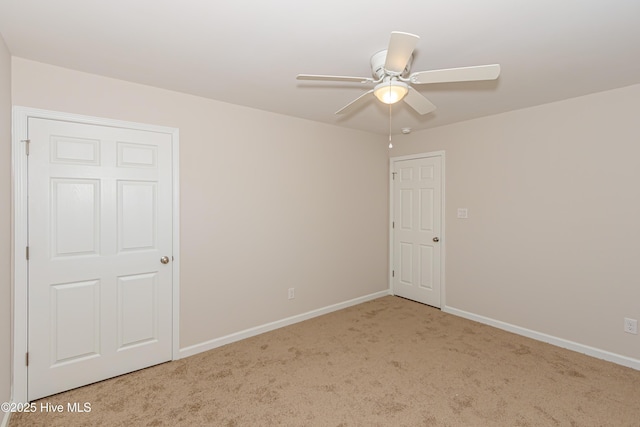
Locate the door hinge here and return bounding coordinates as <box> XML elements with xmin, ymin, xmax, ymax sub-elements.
<box><xmin>26</xmin><ymin>246</ymin><xmax>29</xmax><ymax>260</ymax></box>
<box><xmin>392</xmin><ymin>172</ymin><xmax>397</xmax><ymax>180</ymax></box>
<box><xmin>392</xmin><ymin>221</ymin><xmax>395</xmax><ymax>229</ymax></box>
<box><xmin>26</xmin><ymin>352</ymin><xmax>29</xmax><ymax>366</ymax></box>
<box><xmin>22</xmin><ymin>139</ymin><xmax>30</xmax><ymax>156</ymax></box>
<box><xmin>392</xmin><ymin>270</ymin><xmax>395</xmax><ymax>277</ymax></box>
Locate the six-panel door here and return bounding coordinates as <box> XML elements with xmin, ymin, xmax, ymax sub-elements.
<box><xmin>392</xmin><ymin>156</ymin><xmax>442</xmax><ymax>307</ymax></box>
<box><xmin>28</xmin><ymin>118</ymin><xmax>173</xmax><ymax>400</ymax></box>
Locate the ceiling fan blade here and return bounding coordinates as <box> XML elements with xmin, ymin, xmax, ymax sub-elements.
<box><xmin>297</xmin><ymin>74</ymin><xmax>374</xmax><ymax>83</ymax></box>
<box><xmin>335</xmin><ymin>90</ymin><xmax>374</xmax><ymax>115</ymax></box>
<box><xmin>403</xmin><ymin>87</ymin><xmax>436</xmax><ymax>115</ymax></box>
<box><xmin>410</xmin><ymin>64</ymin><xmax>501</xmax><ymax>84</ymax></box>
<box><xmin>384</xmin><ymin>32</ymin><xmax>420</xmax><ymax>74</ymax></box>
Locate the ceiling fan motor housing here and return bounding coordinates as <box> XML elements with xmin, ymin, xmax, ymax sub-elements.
<box><xmin>370</xmin><ymin>50</ymin><xmax>413</xmax><ymax>79</ymax></box>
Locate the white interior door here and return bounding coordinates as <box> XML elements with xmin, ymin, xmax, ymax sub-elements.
<box><xmin>391</xmin><ymin>154</ymin><xmax>443</xmax><ymax>307</ymax></box>
<box><xmin>27</xmin><ymin>117</ymin><xmax>174</xmax><ymax>400</ymax></box>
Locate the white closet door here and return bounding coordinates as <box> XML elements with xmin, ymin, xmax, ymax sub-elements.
<box><xmin>28</xmin><ymin>117</ymin><xmax>173</xmax><ymax>400</ymax></box>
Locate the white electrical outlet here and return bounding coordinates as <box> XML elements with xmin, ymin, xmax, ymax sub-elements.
<box><xmin>623</xmin><ymin>318</ymin><xmax>638</xmax><ymax>334</ymax></box>
<box><xmin>288</xmin><ymin>288</ymin><xmax>295</xmax><ymax>300</ymax></box>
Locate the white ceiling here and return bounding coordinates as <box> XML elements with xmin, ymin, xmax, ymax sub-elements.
<box><xmin>1</xmin><ymin>0</ymin><xmax>639</xmax><ymax>135</ymax></box>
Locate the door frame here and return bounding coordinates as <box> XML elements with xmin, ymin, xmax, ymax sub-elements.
<box><xmin>11</xmin><ymin>107</ymin><xmax>181</xmax><ymax>403</ymax></box>
<box><xmin>389</xmin><ymin>151</ymin><xmax>446</xmax><ymax>306</ymax></box>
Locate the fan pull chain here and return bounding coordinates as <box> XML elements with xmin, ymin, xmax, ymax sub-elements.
<box><xmin>388</xmin><ymin>103</ymin><xmax>393</xmax><ymax>149</ymax></box>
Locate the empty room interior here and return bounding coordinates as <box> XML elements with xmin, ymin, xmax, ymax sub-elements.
<box><xmin>1</xmin><ymin>1</ymin><xmax>640</xmax><ymax>425</ymax></box>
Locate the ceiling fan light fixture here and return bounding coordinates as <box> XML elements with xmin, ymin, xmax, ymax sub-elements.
<box><xmin>374</xmin><ymin>81</ymin><xmax>408</xmax><ymax>104</ymax></box>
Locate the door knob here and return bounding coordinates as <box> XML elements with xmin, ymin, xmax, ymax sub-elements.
<box><xmin>433</xmin><ymin>237</ymin><xmax>440</xmax><ymax>242</ymax></box>
<box><xmin>160</xmin><ymin>256</ymin><xmax>170</xmax><ymax>264</ymax></box>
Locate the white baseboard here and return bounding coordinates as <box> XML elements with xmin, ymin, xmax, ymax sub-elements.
<box><xmin>443</xmin><ymin>305</ymin><xmax>640</xmax><ymax>371</ymax></box>
<box><xmin>179</xmin><ymin>290</ymin><xmax>391</xmax><ymax>359</ymax></box>
<box><xmin>1</xmin><ymin>411</ymin><xmax>10</xmax><ymax>427</ymax></box>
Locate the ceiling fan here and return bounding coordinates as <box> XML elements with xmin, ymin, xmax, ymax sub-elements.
<box><xmin>297</xmin><ymin>31</ymin><xmax>500</xmax><ymax>115</ymax></box>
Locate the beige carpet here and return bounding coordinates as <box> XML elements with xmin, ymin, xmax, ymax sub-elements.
<box><xmin>10</xmin><ymin>296</ymin><xmax>640</xmax><ymax>426</ymax></box>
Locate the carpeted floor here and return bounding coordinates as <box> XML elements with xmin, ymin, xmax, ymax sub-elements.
<box><xmin>9</xmin><ymin>296</ymin><xmax>640</xmax><ymax>426</ymax></box>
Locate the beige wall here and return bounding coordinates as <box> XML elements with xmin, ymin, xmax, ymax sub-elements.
<box><xmin>0</xmin><ymin>35</ymin><xmax>12</xmax><ymax>408</ymax></box>
<box><xmin>11</xmin><ymin>58</ymin><xmax>389</xmax><ymax>349</ymax></box>
<box><xmin>10</xmin><ymin>53</ymin><xmax>637</xmax><ymax>377</ymax></box>
<box><xmin>391</xmin><ymin>84</ymin><xmax>640</xmax><ymax>360</ymax></box>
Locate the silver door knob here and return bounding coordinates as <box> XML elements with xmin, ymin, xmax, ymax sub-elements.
<box><xmin>160</xmin><ymin>256</ymin><xmax>170</xmax><ymax>264</ymax></box>
<box><xmin>433</xmin><ymin>237</ymin><xmax>440</xmax><ymax>242</ymax></box>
